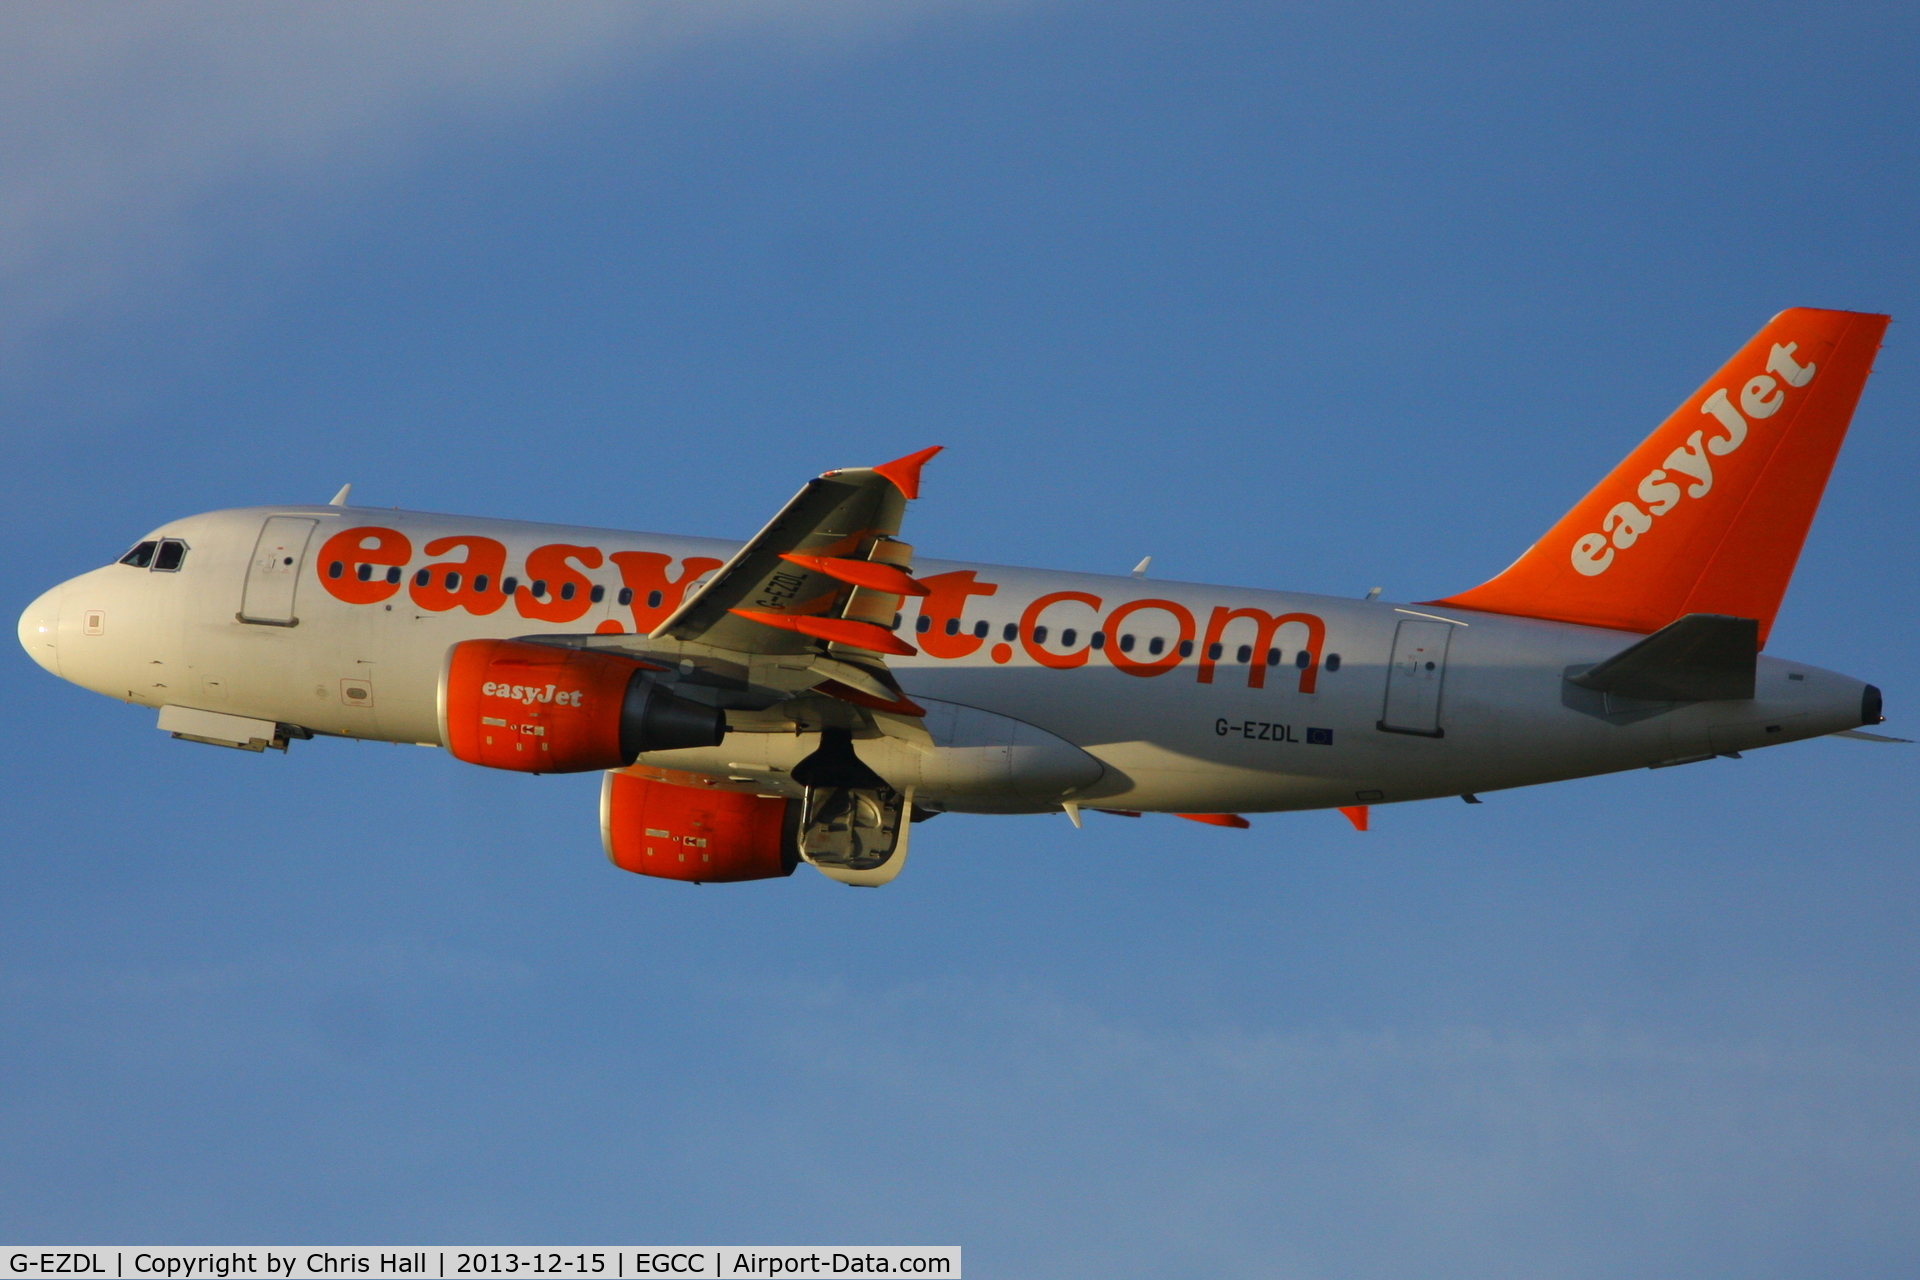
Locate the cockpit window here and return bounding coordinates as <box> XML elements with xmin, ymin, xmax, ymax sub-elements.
<box><xmin>151</xmin><ymin>539</ymin><xmax>188</xmax><ymax>572</ymax></box>
<box><xmin>120</xmin><ymin>539</ymin><xmax>187</xmax><ymax>570</ymax></box>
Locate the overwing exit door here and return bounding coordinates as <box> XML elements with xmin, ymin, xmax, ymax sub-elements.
<box><xmin>1379</xmin><ymin>618</ymin><xmax>1453</xmax><ymax>737</ymax></box>
<box><xmin>239</xmin><ymin>516</ymin><xmax>318</xmax><ymax>625</ymax></box>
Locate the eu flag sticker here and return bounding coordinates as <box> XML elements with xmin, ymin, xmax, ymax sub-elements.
<box><xmin>1306</xmin><ymin>727</ymin><xmax>1334</xmax><ymax>745</ymax></box>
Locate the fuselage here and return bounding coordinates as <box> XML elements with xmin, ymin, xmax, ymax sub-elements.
<box><xmin>18</xmin><ymin>503</ymin><xmax>1872</xmax><ymax>816</ymax></box>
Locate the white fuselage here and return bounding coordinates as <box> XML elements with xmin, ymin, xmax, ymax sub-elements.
<box><xmin>18</xmin><ymin>503</ymin><xmax>1870</xmax><ymax>815</ymax></box>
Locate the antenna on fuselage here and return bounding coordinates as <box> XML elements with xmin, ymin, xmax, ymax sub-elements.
<box><xmin>1130</xmin><ymin>557</ymin><xmax>1151</xmax><ymax>579</ymax></box>
<box><xmin>329</xmin><ymin>484</ymin><xmax>353</xmax><ymax>507</ymax></box>
<box><xmin>1364</xmin><ymin>586</ymin><xmax>1382</xmax><ymax>600</ymax></box>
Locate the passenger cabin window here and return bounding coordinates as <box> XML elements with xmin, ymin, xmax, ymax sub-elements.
<box><xmin>1207</xmin><ymin>642</ymin><xmax>1223</xmax><ymax>660</ymax></box>
<box><xmin>1061</xmin><ymin>628</ymin><xmax>1078</xmax><ymax>647</ymax></box>
<box><xmin>473</xmin><ymin>574</ymin><xmax>490</xmax><ymax>594</ymax></box>
<box><xmin>618</xmin><ymin>588</ymin><xmax>634</xmax><ymax>606</ymax></box>
<box><xmin>1267</xmin><ymin>649</ymin><xmax>1281</xmax><ymax>666</ymax></box>
<box><xmin>1119</xmin><ymin>634</ymin><xmax>1136</xmax><ymax>652</ymax></box>
<box><xmin>1003</xmin><ymin>623</ymin><xmax>1018</xmax><ymax>642</ymax></box>
<box><xmin>1091</xmin><ymin>631</ymin><xmax>1105</xmax><ymax>649</ymax></box>
<box><xmin>944</xmin><ymin>617</ymin><xmax>960</xmax><ymax>635</ymax></box>
<box><xmin>501</xmin><ymin>576</ymin><xmax>519</xmax><ymax>595</ymax></box>
<box><xmin>414</xmin><ymin>569</ymin><xmax>431</xmax><ymax>587</ymax></box>
<box><xmin>647</xmin><ymin>590</ymin><xmax>662</xmax><ymax>608</ymax></box>
<box><xmin>120</xmin><ymin>541</ymin><xmax>158</xmax><ymax>568</ymax></box>
<box><xmin>974</xmin><ymin>620</ymin><xmax>989</xmax><ymax>638</ymax></box>
<box><xmin>530</xmin><ymin>580</ymin><xmax>548</xmax><ymax>598</ymax></box>
<box><xmin>1295</xmin><ymin>650</ymin><xmax>1311</xmax><ymax>669</ymax></box>
<box><xmin>1148</xmin><ymin>636</ymin><xmax>1164</xmax><ymax>656</ymax></box>
<box><xmin>1324</xmin><ymin>653</ymin><xmax>1341</xmax><ymax>672</ymax></box>
<box><xmin>1033</xmin><ymin>625</ymin><xmax>1049</xmax><ymax>644</ymax></box>
<box><xmin>560</xmin><ymin>581</ymin><xmax>576</xmax><ymax>601</ymax></box>
<box><xmin>151</xmin><ymin>539</ymin><xmax>188</xmax><ymax>572</ymax></box>
<box><xmin>1179</xmin><ymin>639</ymin><xmax>1194</xmax><ymax>658</ymax></box>
<box><xmin>443</xmin><ymin>572</ymin><xmax>461</xmax><ymax>591</ymax></box>
<box><xmin>589</xmin><ymin>585</ymin><xmax>605</xmax><ymax>603</ymax></box>
<box><xmin>1237</xmin><ymin>645</ymin><xmax>1252</xmax><ymax>664</ymax></box>
<box><xmin>917</xmin><ymin>615</ymin><xmax>932</xmax><ymax>634</ymax></box>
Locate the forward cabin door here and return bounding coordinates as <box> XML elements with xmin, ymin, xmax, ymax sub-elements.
<box><xmin>1379</xmin><ymin>619</ymin><xmax>1453</xmax><ymax>737</ymax></box>
<box><xmin>240</xmin><ymin>516</ymin><xmax>318</xmax><ymax>625</ymax></box>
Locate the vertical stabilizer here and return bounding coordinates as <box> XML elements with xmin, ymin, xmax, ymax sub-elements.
<box><xmin>1435</xmin><ymin>308</ymin><xmax>1889</xmax><ymax>643</ymax></box>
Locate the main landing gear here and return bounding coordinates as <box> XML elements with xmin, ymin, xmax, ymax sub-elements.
<box><xmin>790</xmin><ymin>728</ymin><xmax>908</xmax><ymax>874</ymax></box>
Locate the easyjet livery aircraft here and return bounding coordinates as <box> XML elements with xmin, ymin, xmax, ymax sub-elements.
<box><xmin>17</xmin><ymin>309</ymin><xmax>1903</xmax><ymax>886</ymax></box>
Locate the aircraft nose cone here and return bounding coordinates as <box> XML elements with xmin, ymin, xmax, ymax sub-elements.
<box><xmin>18</xmin><ymin>585</ymin><xmax>62</xmax><ymax>677</ymax></box>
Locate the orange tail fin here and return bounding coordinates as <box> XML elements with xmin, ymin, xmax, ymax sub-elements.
<box><xmin>1434</xmin><ymin>308</ymin><xmax>1889</xmax><ymax>644</ymax></box>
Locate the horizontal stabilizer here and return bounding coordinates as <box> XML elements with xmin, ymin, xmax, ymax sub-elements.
<box><xmin>1566</xmin><ymin>613</ymin><xmax>1756</xmax><ymax>702</ymax></box>
<box><xmin>1831</xmin><ymin>729</ymin><xmax>1913</xmax><ymax>743</ymax></box>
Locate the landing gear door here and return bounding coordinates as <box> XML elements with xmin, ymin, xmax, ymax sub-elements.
<box><xmin>789</xmin><ymin>727</ymin><xmax>913</xmax><ymax>886</ymax></box>
<box><xmin>240</xmin><ymin>516</ymin><xmax>319</xmax><ymax>625</ymax></box>
<box><xmin>1379</xmin><ymin>618</ymin><xmax>1453</xmax><ymax>737</ymax></box>
<box><xmin>803</xmin><ymin>786</ymin><xmax>914</xmax><ymax>887</ymax></box>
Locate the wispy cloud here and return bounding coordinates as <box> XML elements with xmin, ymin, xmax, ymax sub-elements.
<box><xmin>746</xmin><ymin>979</ymin><xmax>1920</xmax><ymax>1276</ymax></box>
<box><xmin>5</xmin><ymin>951</ymin><xmax>1916</xmax><ymax>1268</ymax></box>
<box><xmin>0</xmin><ymin>1</ymin><xmax>994</xmax><ymax>342</ymax></box>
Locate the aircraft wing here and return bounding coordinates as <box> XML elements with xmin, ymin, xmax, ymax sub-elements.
<box><xmin>653</xmin><ymin>447</ymin><xmax>937</xmax><ymax>649</ymax></box>
<box><xmin>641</xmin><ymin>446</ymin><xmax>943</xmax><ymax>721</ymax></box>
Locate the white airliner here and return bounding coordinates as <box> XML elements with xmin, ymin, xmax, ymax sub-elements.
<box><xmin>17</xmin><ymin>308</ymin><xmax>1900</xmax><ymax>886</ymax></box>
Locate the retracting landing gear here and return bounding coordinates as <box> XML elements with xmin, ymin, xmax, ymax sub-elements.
<box><xmin>791</xmin><ymin>728</ymin><xmax>909</xmax><ymax>880</ymax></box>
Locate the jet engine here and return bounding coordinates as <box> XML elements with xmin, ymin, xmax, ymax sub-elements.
<box><xmin>601</xmin><ymin>771</ymin><xmax>800</xmax><ymax>883</ymax></box>
<box><xmin>439</xmin><ymin>638</ymin><xmax>723</xmax><ymax>773</ymax></box>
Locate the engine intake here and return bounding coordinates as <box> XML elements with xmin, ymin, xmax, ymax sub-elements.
<box><xmin>439</xmin><ymin>638</ymin><xmax>724</xmax><ymax>773</ymax></box>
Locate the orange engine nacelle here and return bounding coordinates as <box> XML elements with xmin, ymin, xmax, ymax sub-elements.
<box><xmin>439</xmin><ymin>639</ymin><xmax>725</xmax><ymax>773</ymax></box>
<box><xmin>601</xmin><ymin>771</ymin><xmax>800</xmax><ymax>883</ymax></box>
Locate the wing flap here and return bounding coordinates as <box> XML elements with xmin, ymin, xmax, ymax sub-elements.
<box><xmin>728</xmin><ymin>609</ymin><xmax>917</xmax><ymax>656</ymax></box>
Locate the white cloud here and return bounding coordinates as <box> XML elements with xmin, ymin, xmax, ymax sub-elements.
<box><xmin>0</xmin><ymin>1</ymin><xmax>995</xmax><ymax>341</ymax></box>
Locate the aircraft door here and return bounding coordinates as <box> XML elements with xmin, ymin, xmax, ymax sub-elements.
<box><xmin>240</xmin><ymin>516</ymin><xmax>318</xmax><ymax>625</ymax></box>
<box><xmin>1379</xmin><ymin>618</ymin><xmax>1453</xmax><ymax>737</ymax></box>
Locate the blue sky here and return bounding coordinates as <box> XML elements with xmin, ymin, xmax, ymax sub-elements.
<box><xmin>4</xmin><ymin>2</ymin><xmax>1918</xmax><ymax>1274</ymax></box>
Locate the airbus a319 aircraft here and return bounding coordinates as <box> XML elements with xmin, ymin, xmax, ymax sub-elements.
<box><xmin>17</xmin><ymin>309</ymin><xmax>1900</xmax><ymax>886</ymax></box>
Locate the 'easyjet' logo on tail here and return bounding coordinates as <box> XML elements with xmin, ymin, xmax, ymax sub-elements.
<box><xmin>1570</xmin><ymin>342</ymin><xmax>1817</xmax><ymax>577</ymax></box>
